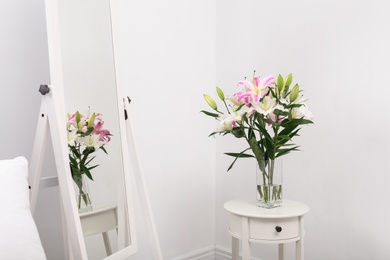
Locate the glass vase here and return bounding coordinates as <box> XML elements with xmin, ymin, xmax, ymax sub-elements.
<box><xmin>256</xmin><ymin>159</ymin><xmax>283</xmax><ymax>208</ymax></box>
<box><xmin>76</xmin><ymin>174</ymin><xmax>93</xmax><ymax>213</ymax></box>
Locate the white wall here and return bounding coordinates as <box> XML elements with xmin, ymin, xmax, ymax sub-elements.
<box><xmin>112</xmin><ymin>0</ymin><xmax>216</xmax><ymax>259</ymax></box>
<box><xmin>0</xmin><ymin>1</ymin><xmax>48</xmax><ymax>159</ymax></box>
<box><xmin>0</xmin><ymin>1</ymin><xmax>66</xmax><ymax>259</ymax></box>
<box><xmin>216</xmin><ymin>0</ymin><xmax>390</xmax><ymax>259</ymax></box>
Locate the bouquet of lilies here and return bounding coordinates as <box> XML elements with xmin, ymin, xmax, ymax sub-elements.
<box><xmin>66</xmin><ymin>111</ymin><xmax>111</xmax><ymax>207</ymax></box>
<box><xmin>202</xmin><ymin>72</ymin><xmax>313</xmax><ymax>173</ymax></box>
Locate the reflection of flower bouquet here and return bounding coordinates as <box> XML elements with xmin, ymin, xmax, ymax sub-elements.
<box><xmin>201</xmin><ymin>72</ymin><xmax>313</xmax><ymax>171</ymax></box>
<box><xmin>66</xmin><ymin>111</ymin><xmax>111</xmax><ymax>208</ymax></box>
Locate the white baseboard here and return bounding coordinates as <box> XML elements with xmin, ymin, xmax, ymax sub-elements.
<box><xmin>215</xmin><ymin>246</ymin><xmax>232</xmax><ymax>260</ymax></box>
<box><xmin>171</xmin><ymin>245</ymin><xmax>262</xmax><ymax>260</ymax></box>
<box><xmin>170</xmin><ymin>245</ymin><xmax>215</xmax><ymax>260</ymax></box>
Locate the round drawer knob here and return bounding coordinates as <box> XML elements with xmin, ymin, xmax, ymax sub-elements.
<box><xmin>275</xmin><ymin>226</ymin><xmax>282</xmax><ymax>232</ymax></box>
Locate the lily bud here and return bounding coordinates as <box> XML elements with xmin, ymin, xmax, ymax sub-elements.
<box><xmin>285</xmin><ymin>73</ymin><xmax>293</xmax><ymax>88</ymax></box>
<box><xmin>290</xmin><ymin>84</ymin><xmax>300</xmax><ymax>102</ymax></box>
<box><xmin>216</xmin><ymin>87</ymin><xmax>225</xmax><ymax>101</ymax></box>
<box><xmin>75</xmin><ymin>111</ymin><xmax>81</xmax><ymax>124</ymax></box>
<box><xmin>203</xmin><ymin>94</ymin><xmax>218</xmax><ymax>110</ymax></box>
<box><xmin>277</xmin><ymin>74</ymin><xmax>285</xmax><ymax>92</ymax></box>
<box><xmin>88</xmin><ymin>113</ymin><xmax>96</xmax><ymax>128</ymax></box>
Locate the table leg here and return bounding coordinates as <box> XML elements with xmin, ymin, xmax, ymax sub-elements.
<box><xmin>241</xmin><ymin>217</ymin><xmax>250</xmax><ymax>260</ymax></box>
<box><xmin>296</xmin><ymin>239</ymin><xmax>303</xmax><ymax>260</ymax></box>
<box><xmin>278</xmin><ymin>243</ymin><xmax>284</xmax><ymax>260</ymax></box>
<box><xmin>102</xmin><ymin>232</ymin><xmax>113</xmax><ymax>256</ymax></box>
<box><xmin>232</xmin><ymin>236</ymin><xmax>239</xmax><ymax>260</ymax></box>
<box><xmin>296</xmin><ymin>216</ymin><xmax>305</xmax><ymax>260</ymax></box>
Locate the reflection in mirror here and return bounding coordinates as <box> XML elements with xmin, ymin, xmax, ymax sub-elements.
<box><xmin>56</xmin><ymin>0</ymin><xmax>132</xmax><ymax>258</ymax></box>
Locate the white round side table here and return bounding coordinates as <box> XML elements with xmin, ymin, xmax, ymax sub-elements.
<box><xmin>79</xmin><ymin>205</ymin><xmax>118</xmax><ymax>256</ymax></box>
<box><xmin>224</xmin><ymin>199</ymin><xmax>309</xmax><ymax>260</ymax></box>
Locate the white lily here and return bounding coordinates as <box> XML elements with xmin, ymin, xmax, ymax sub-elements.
<box><xmin>216</xmin><ymin>112</ymin><xmax>241</xmax><ymax>132</ymax></box>
<box><xmin>292</xmin><ymin>93</ymin><xmax>309</xmax><ymax>105</ymax></box>
<box><xmin>67</xmin><ymin>130</ymin><xmax>78</xmax><ymax>146</ymax></box>
<box><xmin>79</xmin><ymin>134</ymin><xmax>102</xmax><ymax>151</ymax></box>
<box><xmin>291</xmin><ymin>105</ymin><xmax>313</xmax><ymax>120</ymax></box>
<box><xmin>252</xmin><ymin>96</ymin><xmax>277</xmax><ymax>116</ymax></box>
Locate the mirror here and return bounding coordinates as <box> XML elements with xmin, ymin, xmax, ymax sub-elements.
<box><xmin>59</xmin><ymin>0</ymin><xmax>119</xmax><ymax>209</ymax></box>
<box><xmin>45</xmin><ymin>0</ymin><xmax>137</xmax><ymax>258</ymax></box>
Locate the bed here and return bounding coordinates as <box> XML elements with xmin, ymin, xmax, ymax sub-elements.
<box><xmin>0</xmin><ymin>156</ymin><xmax>46</xmax><ymax>259</ymax></box>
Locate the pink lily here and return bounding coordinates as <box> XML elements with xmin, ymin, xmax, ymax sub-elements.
<box><xmin>236</xmin><ymin>75</ymin><xmax>276</xmax><ymax>104</ymax></box>
<box><xmin>92</xmin><ymin>121</ymin><xmax>111</xmax><ymax>142</ymax></box>
<box><xmin>99</xmin><ymin>129</ymin><xmax>111</xmax><ymax>142</ymax></box>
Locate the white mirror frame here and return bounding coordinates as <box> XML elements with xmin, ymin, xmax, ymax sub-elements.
<box><xmin>43</xmin><ymin>0</ymin><xmax>139</xmax><ymax>258</ymax></box>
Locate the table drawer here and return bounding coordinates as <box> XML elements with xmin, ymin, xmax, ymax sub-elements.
<box><xmin>229</xmin><ymin>215</ymin><xmax>300</xmax><ymax>241</ymax></box>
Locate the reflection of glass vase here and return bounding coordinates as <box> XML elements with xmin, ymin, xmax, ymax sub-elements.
<box><xmin>76</xmin><ymin>174</ymin><xmax>93</xmax><ymax>213</ymax></box>
<box><xmin>256</xmin><ymin>159</ymin><xmax>283</xmax><ymax>208</ymax></box>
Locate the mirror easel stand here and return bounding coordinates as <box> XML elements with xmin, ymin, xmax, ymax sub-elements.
<box><xmin>29</xmin><ymin>85</ymin><xmax>88</xmax><ymax>260</ymax></box>
<box><xmin>28</xmin><ymin>86</ymin><xmax>164</xmax><ymax>260</ymax></box>
<box><xmin>123</xmin><ymin>97</ymin><xmax>163</xmax><ymax>260</ymax></box>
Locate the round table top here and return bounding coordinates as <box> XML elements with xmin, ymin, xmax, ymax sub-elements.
<box><xmin>224</xmin><ymin>199</ymin><xmax>309</xmax><ymax>219</ymax></box>
<box><xmin>79</xmin><ymin>205</ymin><xmax>117</xmax><ymax>217</ymax></box>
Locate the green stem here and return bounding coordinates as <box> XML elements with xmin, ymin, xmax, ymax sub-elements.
<box><xmin>269</xmin><ymin>159</ymin><xmax>275</xmax><ymax>185</ymax></box>
<box><xmin>222</xmin><ymin>99</ymin><xmax>231</xmax><ymax>114</ymax></box>
<box><xmin>78</xmin><ymin>188</ymin><xmax>83</xmax><ymax>209</ymax></box>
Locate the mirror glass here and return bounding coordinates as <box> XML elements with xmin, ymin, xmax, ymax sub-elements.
<box><xmin>56</xmin><ymin>0</ymin><xmax>132</xmax><ymax>258</ymax></box>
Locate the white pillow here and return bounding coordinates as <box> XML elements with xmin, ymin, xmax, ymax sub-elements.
<box><xmin>0</xmin><ymin>156</ymin><xmax>46</xmax><ymax>260</ymax></box>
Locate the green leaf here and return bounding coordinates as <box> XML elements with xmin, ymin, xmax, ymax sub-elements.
<box><xmin>225</xmin><ymin>152</ymin><xmax>254</xmax><ymax>158</ymax></box>
<box><xmin>247</xmin><ymin>127</ymin><xmax>255</xmax><ymax>140</ymax></box>
<box><xmin>254</xmin><ymin>122</ymin><xmax>273</xmax><ymax>143</ymax></box>
<box><xmin>216</xmin><ymin>87</ymin><xmax>225</xmax><ymax>101</ymax></box>
<box><xmin>279</xmin><ymin>124</ymin><xmax>298</xmax><ymax>137</ymax></box>
<box><xmin>70</xmin><ymin>166</ymin><xmax>81</xmax><ymax>177</ymax></box>
<box><xmin>200</xmin><ymin>110</ymin><xmax>219</xmax><ymax>118</ymax></box>
<box><xmin>264</xmin><ymin>138</ymin><xmax>275</xmax><ymax>160</ymax></box>
<box><xmin>100</xmin><ymin>146</ymin><xmax>108</xmax><ymax>155</ymax></box>
<box><xmin>69</xmin><ymin>155</ymin><xmax>78</xmax><ymax>165</ymax></box>
<box><xmin>276</xmin><ymin>146</ymin><xmax>300</xmax><ymax>157</ymax></box>
<box><xmin>268</xmin><ymin>87</ymin><xmax>277</xmax><ymax>98</ymax></box>
<box><xmin>69</xmin><ymin>146</ymin><xmax>80</xmax><ymax>158</ymax></box>
<box><xmin>80</xmin><ymin>153</ymin><xmax>90</xmax><ymax>165</ymax></box>
<box><xmin>84</xmin><ymin>126</ymin><xmax>94</xmax><ymax>136</ymax></box>
<box><xmin>276</xmin><ymin>135</ymin><xmax>292</xmax><ymax>141</ymax></box>
<box><xmin>287</xmin><ymin>103</ymin><xmax>304</xmax><ymax>109</ymax></box>
<box><xmin>203</xmin><ymin>94</ymin><xmax>218</xmax><ymax>110</ymax></box>
<box><xmin>225</xmin><ymin>148</ymin><xmax>252</xmax><ymax>171</ymax></box>
<box><xmin>85</xmin><ymin>156</ymin><xmax>96</xmax><ymax>166</ymax></box>
<box><xmin>288</xmin><ymin>128</ymin><xmax>301</xmax><ymax>139</ymax></box>
<box><xmin>234</xmin><ymin>103</ymin><xmax>245</xmax><ymax>112</ymax></box>
<box><xmin>284</xmin><ymin>118</ymin><xmax>313</xmax><ymax>127</ymax></box>
<box><xmin>87</xmin><ymin>164</ymin><xmax>99</xmax><ymax>171</ymax></box>
<box><xmin>248</xmin><ymin>137</ymin><xmax>265</xmax><ymax>164</ymax></box>
<box><xmin>208</xmin><ymin>132</ymin><xmax>219</xmax><ymax>137</ymax></box>
<box><xmin>80</xmin><ymin>165</ymin><xmax>94</xmax><ymax>181</ymax></box>
<box><xmin>232</xmin><ymin>127</ymin><xmax>245</xmax><ymax>138</ymax></box>
<box><xmin>241</xmin><ymin>114</ymin><xmax>249</xmax><ymax>124</ymax></box>
<box><xmin>72</xmin><ymin>173</ymin><xmax>83</xmax><ymax>191</ymax></box>
<box><xmin>275</xmin><ymin>143</ymin><xmax>296</xmax><ymax>150</ymax></box>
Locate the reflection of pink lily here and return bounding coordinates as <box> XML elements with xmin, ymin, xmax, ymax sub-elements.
<box><xmin>236</xmin><ymin>75</ymin><xmax>275</xmax><ymax>104</ymax></box>
<box><xmin>67</xmin><ymin>113</ymin><xmax>77</xmax><ymax>129</ymax></box>
<box><xmin>92</xmin><ymin>121</ymin><xmax>111</xmax><ymax>142</ymax></box>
